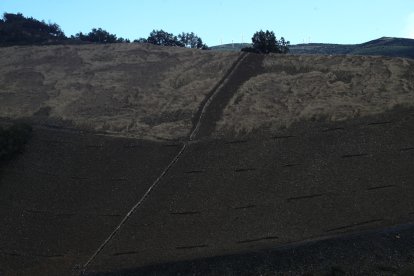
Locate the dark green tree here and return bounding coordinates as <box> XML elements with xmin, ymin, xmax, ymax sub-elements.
<box><xmin>279</xmin><ymin>36</ymin><xmax>290</xmax><ymax>54</ymax></box>
<box><xmin>140</xmin><ymin>31</ymin><xmax>209</xmax><ymax>49</ymax></box>
<box><xmin>178</xmin><ymin>32</ymin><xmax>208</xmax><ymax>49</ymax></box>
<box><xmin>74</xmin><ymin>28</ymin><xmax>119</xmax><ymax>43</ymax></box>
<box><xmin>146</xmin><ymin>29</ymin><xmax>184</xmax><ymax>47</ymax></box>
<box><xmin>116</xmin><ymin>37</ymin><xmax>130</xmax><ymax>43</ymax></box>
<box><xmin>0</xmin><ymin>12</ymin><xmax>66</xmax><ymax>46</ymax></box>
<box><xmin>252</xmin><ymin>30</ymin><xmax>280</xmax><ymax>53</ymax></box>
<box><xmin>242</xmin><ymin>30</ymin><xmax>290</xmax><ymax>54</ymax></box>
<box><xmin>133</xmin><ymin>37</ymin><xmax>147</xmax><ymax>43</ymax></box>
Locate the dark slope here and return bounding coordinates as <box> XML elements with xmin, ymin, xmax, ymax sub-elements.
<box><xmin>86</xmin><ymin>106</ymin><xmax>414</xmax><ymax>274</ymax></box>
<box><xmin>0</xmin><ymin>127</ymin><xmax>183</xmax><ymax>275</ymax></box>
<box><xmin>89</xmin><ymin>223</ymin><xmax>414</xmax><ymax>275</ymax></box>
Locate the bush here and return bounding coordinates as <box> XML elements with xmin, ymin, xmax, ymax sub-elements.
<box><xmin>0</xmin><ymin>123</ymin><xmax>32</xmax><ymax>162</ymax></box>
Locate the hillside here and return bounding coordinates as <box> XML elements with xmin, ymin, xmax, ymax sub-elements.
<box><xmin>1</xmin><ymin>44</ymin><xmax>414</xmax><ymax>275</ymax></box>
<box><xmin>2</xmin><ymin>43</ymin><xmax>413</xmax><ymax>139</ymax></box>
<box><xmin>0</xmin><ymin>44</ymin><xmax>238</xmax><ymax>140</ymax></box>
<box><xmin>290</xmin><ymin>37</ymin><xmax>414</xmax><ymax>59</ymax></box>
<box><xmin>216</xmin><ymin>54</ymin><xmax>414</xmax><ymax>136</ymax></box>
<box><xmin>210</xmin><ymin>43</ymin><xmax>251</xmax><ymax>51</ymax></box>
<box><xmin>211</xmin><ymin>37</ymin><xmax>414</xmax><ymax>59</ymax></box>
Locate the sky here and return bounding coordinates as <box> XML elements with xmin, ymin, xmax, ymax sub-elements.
<box><xmin>1</xmin><ymin>0</ymin><xmax>414</xmax><ymax>46</ymax></box>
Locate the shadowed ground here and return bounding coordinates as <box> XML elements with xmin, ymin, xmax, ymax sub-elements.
<box><xmin>89</xmin><ymin>223</ymin><xmax>414</xmax><ymax>275</ymax></box>
<box><xmin>0</xmin><ymin>127</ymin><xmax>183</xmax><ymax>275</ymax></box>
<box><xmin>85</xmin><ymin>106</ymin><xmax>414</xmax><ymax>274</ymax></box>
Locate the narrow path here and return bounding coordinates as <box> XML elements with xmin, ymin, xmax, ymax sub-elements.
<box><xmin>81</xmin><ymin>52</ymin><xmax>253</xmax><ymax>273</ymax></box>
<box><xmin>189</xmin><ymin>52</ymin><xmax>248</xmax><ymax>139</ymax></box>
<box><xmin>194</xmin><ymin>53</ymin><xmax>265</xmax><ymax>139</ymax></box>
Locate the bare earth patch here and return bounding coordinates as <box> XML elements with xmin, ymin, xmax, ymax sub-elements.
<box><xmin>215</xmin><ymin>54</ymin><xmax>414</xmax><ymax>136</ymax></box>
<box><xmin>0</xmin><ymin>43</ymin><xmax>239</xmax><ymax>140</ymax></box>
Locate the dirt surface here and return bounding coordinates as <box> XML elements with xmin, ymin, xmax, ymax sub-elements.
<box><xmin>0</xmin><ymin>44</ymin><xmax>239</xmax><ymax>140</ymax></box>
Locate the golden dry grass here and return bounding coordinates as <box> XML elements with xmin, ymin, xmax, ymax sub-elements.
<box><xmin>215</xmin><ymin>54</ymin><xmax>414</xmax><ymax>135</ymax></box>
<box><xmin>2</xmin><ymin>45</ymin><xmax>414</xmax><ymax>140</ymax></box>
<box><xmin>0</xmin><ymin>43</ymin><xmax>239</xmax><ymax>140</ymax></box>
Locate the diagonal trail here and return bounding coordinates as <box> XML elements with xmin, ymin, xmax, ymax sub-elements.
<box><xmin>194</xmin><ymin>53</ymin><xmax>266</xmax><ymax>139</ymax></box>
<box><xmin>81</xmin><ymin>52</ymin><xmax>249</xmax><ymax>273</ymax></box>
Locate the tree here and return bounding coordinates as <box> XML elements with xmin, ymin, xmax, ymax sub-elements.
<box><xmin>145</xmin><ymin>30</ymin><xmax>209</xmax><ymax>49</ymax></box>
<box><xmin>252</xmin><ymin>30</ymin><xmax>279</xmax><ymax>53</ymax></box>
<box><xmin>116</xmin><ymin>37</ymin><xmax>130</xmax><ymax>43</ymax></box>
<box><xmin>133</xmin><ymin>38</ymin><xmax>147</xmax><ymax>43</ymax></box>
<box><xmin>73</xmin><ymin>28</ymin><xmax>118</xmax><ymax>43</ymax></box>
<box><xmin>72</xmin><ymin>28</ymin><xmax>129</xmax><ymax>43</ymax></box>
<box><xmin>242</xmin><ymin>30</ymin><xmax>290</xmax><ymax>54</ymax></box>
<box><xmin>0</xmin><ymin>12</ymin><xmax>66</xmax><ymax>46</ymax></box>
<box><xmin>279</xmin><ymin>36</ymin><xmax>290</xmax><ymax>54</ymax></box>
<box><xmin>178</xmin><ymin>32</ymin><xmax>208</xmax><ymax>49</ymax></box>
<box><xmin>146</xmin><ymin>29</ymin><xmax>183</xmax><ymax>46</ymax></box>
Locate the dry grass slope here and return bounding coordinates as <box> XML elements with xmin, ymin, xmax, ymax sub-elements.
<box><xmin>2</xmin><ymin>44</ymin><xmax>414</xmax><ymax>140</ymax></box>
<box><xmin>0</xmin><ymin>44</ymin><xmax>239</xmax><ymax>140</ymax></box>
<box><xmin>216</xmin><ymin>54</ymin><xmax>414</xmax><ymax>136</ymax></box>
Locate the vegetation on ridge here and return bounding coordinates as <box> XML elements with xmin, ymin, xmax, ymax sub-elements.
<box><xmin>136</xmin><ymin>30</ymin><xmax>208</xmax><ymax>49</ymax></box>
<box><xmin>0</xmin><ymin>12</ymin><xmax>66</xmax><ymax>46</ymax></box>
<box><xmin>72</xmin><ymin>28</ymin><xmax>130</xmax><ymax>43</ymax></box>
<box><xmin>0</xmin><ymin>12</ymin><xmax>209</xmax><ymax>49</ymax></box>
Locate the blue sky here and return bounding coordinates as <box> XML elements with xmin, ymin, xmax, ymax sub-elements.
<box><xmin>1</xmin><ymin>0</ymin><xmax>414</xmax><ymax>45</ymax></box>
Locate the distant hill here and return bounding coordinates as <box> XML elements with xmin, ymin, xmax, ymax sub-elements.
<box><xmin>210</xmin><ymin>43</ymin><xmax>252</xmax><ymax>51</ymax></box>
<box><xmin>211</xmin><ymin>37</ymin><xmax>414</xmax><ymax>59</ymax></box>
